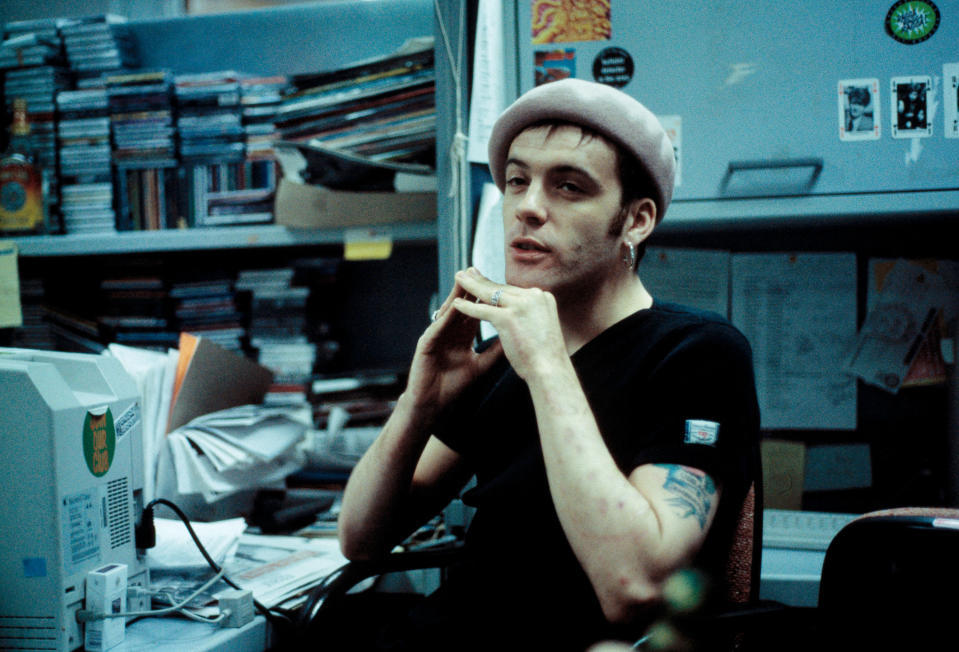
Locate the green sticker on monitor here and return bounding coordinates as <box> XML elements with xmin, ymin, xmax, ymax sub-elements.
<box><xmin>83</xmin><ymin>408</ymin><xmax>116</xmax><ymax>477</ymax></box>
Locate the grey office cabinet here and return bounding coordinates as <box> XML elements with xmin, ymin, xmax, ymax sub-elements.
<box><xmin>505</xmin><ymin>1</ymin><xmax>958</xmax><ymax>223</ymax></box>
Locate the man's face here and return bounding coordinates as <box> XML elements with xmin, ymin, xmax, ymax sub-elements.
<box><xmin>501</xmin><ymin>124</ymin><xmax>627</xmax><ymax>301</ymax></box>
<box><xmin>849</xmin><ymin>101</ymin><xmax>865</xmax><ymax>118</ymax></box>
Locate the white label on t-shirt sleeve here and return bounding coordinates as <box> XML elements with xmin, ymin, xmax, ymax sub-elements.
<box><xmin>685</xmin><ymin>419</ymin><xmax>720</xmax><ymax>446</ymax></box>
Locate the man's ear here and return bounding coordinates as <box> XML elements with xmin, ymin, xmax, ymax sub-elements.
<box><xmin>624</xmin><ymin>197</ymin><xmax>657</xmax><ymax>244</ymax></box>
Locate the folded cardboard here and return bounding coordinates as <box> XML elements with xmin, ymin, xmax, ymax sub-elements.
<box><xmin>274</xmin><ymin>179</ymin><xmax>436</xmax><ymax>229</ymax></box>
<box><xmin>167</xmin><ymin>333</ymin><xmax>274</xmax><ymax>433</ymax></box>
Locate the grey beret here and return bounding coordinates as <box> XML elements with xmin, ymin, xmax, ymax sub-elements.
<box><xmin>487</xmin><ymin>78</ymin><xmax>675</xmax><ymax>221</ymax></box>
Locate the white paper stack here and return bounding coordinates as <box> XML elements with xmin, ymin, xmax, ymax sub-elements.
<box><xmin>104</xmin><ymin>343</ymin><xmax>178</xmax><ymax>504</ymax></box>
<box><xmin>158</xmin><ymin>404</ymin><xmax>312</xmax><ymax>503</ymax></box>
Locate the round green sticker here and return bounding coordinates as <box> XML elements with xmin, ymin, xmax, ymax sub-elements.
<box><xmin>83</xmin><ymin>408</ymin><xmax>116</xmax><ymax>477</ymax></box>
<box><xmin>886</xmin><ymin>1</ymin><xmax>940</xmax><ymax>44</ymax></box>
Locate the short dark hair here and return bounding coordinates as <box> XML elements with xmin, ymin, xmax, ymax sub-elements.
<box><xmin>848</xmin><ymin>86</ymin><xmax>871</xmax><ymax>107</ymax></box>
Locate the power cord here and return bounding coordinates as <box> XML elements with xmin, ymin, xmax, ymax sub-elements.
<box><xmin>135</xmin><ymin>497</ymin><xmax>294</xmax><ymax>632</ymax></box>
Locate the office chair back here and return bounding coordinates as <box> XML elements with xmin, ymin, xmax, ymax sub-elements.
<box><xmin>817</xmin><ymin>507</ymin><xmax>959</xmax><ymax>650</ymax></box>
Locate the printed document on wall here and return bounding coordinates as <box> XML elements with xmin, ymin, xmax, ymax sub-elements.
<box><xmin>731</xmin><ymin>253</ymin><xmax>857</xmax><ymax>430</ymax></box>
<box><xmin>643</xmin><ymin>247</ymin><xmax>730</xmax><ymax>318</ymax></box>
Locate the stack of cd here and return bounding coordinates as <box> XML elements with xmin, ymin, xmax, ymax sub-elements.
<box><xmin>170</xmin><ymin>274</ymin><xmax>246</xmax><ymax>351</ymax></box>
<box><xmin>174</xmin><ymin>70</ymin><xmax>245</xmax><ymax>163</ymax></box>
<box><xmin>57</xmin><ymin>88</ymin><xmax>116</xmax><ymax>234</ymax></box>
<box><xmin>57</xmin><ymin>89</ymin><xmax>111</xmax><ymax>178</ymax></box>
<box><xmin>60</xmin><ymin>15</ymin><xmax>137</xmax><ymax>87</ymax></box>
<box><xmin>237</xmin><ymin>267</ymin><xmax>317</xmax><ymax>383</ymax></box>
<box><xmin>105</xmin><ymin>69</ymin><xmax>176</xmax><ymax>167</ymax></box>
<box><xmin>239</xmin><ymin>74</ymin><xmax>288</xmax><ymax>161</ymax></box>
<box><xmin>2</xmin><ymin>66</ymin><xmax>70</xmax><ymax>162</ymax></box>
<box><xmin>0</xmin><ymin>18</ymin><xmax>66</xmax><ymax>71</ymax></box>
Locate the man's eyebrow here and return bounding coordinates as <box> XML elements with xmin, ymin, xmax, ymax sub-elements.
<box><xmin>505</xmin><ymin>159</ymin><xmax>599</xmax><ymax>184</ymax></box>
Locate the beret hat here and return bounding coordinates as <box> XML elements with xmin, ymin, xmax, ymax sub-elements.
<box><xmin>487</xmin><ymin>78</ymin><xmax>676</xmax><ymax>221</ymax></box>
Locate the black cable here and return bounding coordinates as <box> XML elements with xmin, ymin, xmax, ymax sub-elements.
<box><xmin>139</xmin><ymin>498</ymin><xmax>293</xmax><ymax>632</ymax></box>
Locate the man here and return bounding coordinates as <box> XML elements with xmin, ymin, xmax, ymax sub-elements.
<box><xmin>337</xmin><ymin>78</ymin><xmax>759</xmax><ymax>650</ymax></box>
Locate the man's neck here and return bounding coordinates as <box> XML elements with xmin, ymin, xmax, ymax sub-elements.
<box><xmin>557</xmin><ymin>274</ymin><xmax>653</xmax><ymax>355</ymax></box>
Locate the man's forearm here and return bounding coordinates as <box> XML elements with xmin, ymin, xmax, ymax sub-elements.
<box><xmin>338</xmin><ymin>392</ymin><xmax>436</xmax><ymax>559</ymax></box>
<box><xmin>526</xmin><ymin>359</ymin><xmax>671</xmax><ymax>620</ymax></box>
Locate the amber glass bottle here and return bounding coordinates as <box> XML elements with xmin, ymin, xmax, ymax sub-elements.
<box><xmin>0</xmin><ymin>98</ymin><xmax>46</xmax><ymax>235</ymax></box>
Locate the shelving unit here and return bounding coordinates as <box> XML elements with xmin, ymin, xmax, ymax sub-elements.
<box><xmin>12</xmin><ymin>222</ymin><xmax>437</xmax><ymax>256</ymax></box>
<box><xmin>3</xmin><ymin>0</ymin><xmax>446</xmax><ymax>376</ymax></box>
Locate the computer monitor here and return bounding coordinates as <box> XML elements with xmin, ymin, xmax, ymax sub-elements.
<box><xmin>0</xmin><ymin>348</ymin><xmax>150</xmax><ymax>652</ymax></box>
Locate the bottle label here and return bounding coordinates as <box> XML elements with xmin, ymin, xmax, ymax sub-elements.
<box><xmin>0</xmin><ymin>162</ymin><xmax>43</xmax><ymax>232</ymax></box>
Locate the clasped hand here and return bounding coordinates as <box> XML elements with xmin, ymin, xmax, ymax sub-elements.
<box><xmin>406</xmin><ymin>268</ymin><xmax>568</xmax><ymax>417</ymax></box>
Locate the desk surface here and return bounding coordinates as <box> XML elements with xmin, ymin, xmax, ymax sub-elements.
<box><xmin>118</xmin><ymin>614</ymin><xmax>268</xmax><ymax>652</ymax></box>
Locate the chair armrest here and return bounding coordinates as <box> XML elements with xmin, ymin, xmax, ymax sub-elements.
<box><xmin>296</xmin><ymin>541</ymin><xmax>465</xmax><ymax>629</ymax></box>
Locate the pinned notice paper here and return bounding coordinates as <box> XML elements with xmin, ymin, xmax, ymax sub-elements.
<box><xmin>0</xmin><ymin>241</ymin><xmax>22</xmax><ymax>328</ymax></box>
<box><xmin>731</xmin><ymin>253</ymin><xmax>858</xmax><ymax>430</ymax></box>
<box><xmin>845</xmin><ymin>259</ymin><xmax>946</xmax><ymax>393</ymax></box>
<box><xmin>344</xmin><ymin>227</ymin><xmax>393</xmax><ymax>260</ymax></box>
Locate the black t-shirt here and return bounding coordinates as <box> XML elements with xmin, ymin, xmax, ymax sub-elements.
<box><xmin>424</xmin><ymin>301</ymin><xmax>760</xmax><ymax>650</ymax></box>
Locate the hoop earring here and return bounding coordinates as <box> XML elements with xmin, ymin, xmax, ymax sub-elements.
<box><xmin>623</xmin><ymin>242</ymin><xmax>636</xmax><ymax>270</ymax></box>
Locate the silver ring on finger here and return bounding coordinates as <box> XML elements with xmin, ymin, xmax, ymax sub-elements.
<box><xmin>490</xmin><ymin>289</ymin><xmax>503</xmax><ymax>307</ymax></box>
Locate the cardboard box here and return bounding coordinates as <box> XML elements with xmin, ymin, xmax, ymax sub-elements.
<box><xmin>274</xmin><ymin>178</ymin><xmax>436</xmax><ymax>229</ymax></box>
<box><xmin>761</xmin><ymin>439</ymin><xmax>806</xmax><ymax>511</ymax></box>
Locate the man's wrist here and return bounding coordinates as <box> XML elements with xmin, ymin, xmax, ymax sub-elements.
<box><xmin>525</xmin><ymin>353</ymin><xmax>578</xmax><ymax>393</ymax></box>
<box><xmin>396</xmin><ymin>390</ymin><xmax>440</xmax><ymax>429</ymax></box>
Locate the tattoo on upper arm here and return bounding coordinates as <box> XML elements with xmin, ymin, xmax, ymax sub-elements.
<box><xmin>655</xmin><ymin>464</ymin><xmax>717</xmax><ymax>530</ymax></box>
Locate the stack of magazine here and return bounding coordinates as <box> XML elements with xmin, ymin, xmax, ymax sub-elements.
<box><xmin>275</xmin><ymin>37</ymin><xmax>436</xmax><ymax>191</ymax></box>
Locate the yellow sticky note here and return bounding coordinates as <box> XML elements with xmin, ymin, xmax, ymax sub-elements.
<box><xmin>343</xmin><ymin>228</ymin><xmax>393</xmax><ymax>261</ymax></box>
<box><xmin>0</xmin><ymin>240</ymin><xmax>23</xmax><ymax>328</ymax></box>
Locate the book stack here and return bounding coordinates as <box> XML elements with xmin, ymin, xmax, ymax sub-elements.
<box><xmin>59</xmin><ymin>14</ymin><xmax>137</xmax><ymax>86</ymax></box>
<box><xmin>169</xmin><ymin>275</ymin><xmax>245</xmax><ymax>351</ymax></box>
<box><xmin>275</xmin><ymin>40</ymin><xmax>436</xmax><ymax>188</ymax></box>
<box><xmin>174</xmin><ymin>70</ymin><xmax>245</xmax><ymax>164</ymax></box>
<box><xmin>105</xmin><ymin>69</ymin><xmax>178</xmax><ymax>230</ymax></box>
<box><xmin>97</xmin><ymin>275</ymin><xmax>176</xmax><ymax>350</ymax></box>
<box><xmin>236</xmin><ymin>267</ymin><xmax>316</xmax><ymax>383</ymax></box>
<box><xmin>56</xmin><ymin>89</ymin><xmax>116</xmax><ymax>234</ymax></box>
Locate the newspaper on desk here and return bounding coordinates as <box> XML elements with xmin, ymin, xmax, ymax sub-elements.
<box><xmin>149</xmin><ymin>526</ymin><xmax>350</xmax><ymax>613</ymax></box>
<box><xmin>156</xmin><ymin>404</ymin><xmax>312</xmax><ymax>503</ymax></box>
